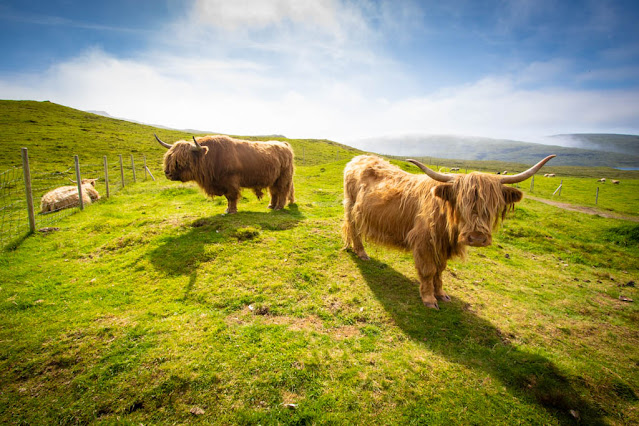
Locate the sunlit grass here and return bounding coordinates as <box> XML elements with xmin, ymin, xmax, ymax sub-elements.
<box><xmin>0</xmin><ymin>100</ymin><xmax>638</xmax><ymax>424</ymax></box>
<box><xmin>1</xmin><ymin>159</ymin><xmax>637</xmax><ymax>424</ymax></box>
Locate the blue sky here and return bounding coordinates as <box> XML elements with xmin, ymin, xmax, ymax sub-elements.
<box><xmin>1</xmin><ymin>0</ymin><xmax>638</xmax><ymax>143</ymax></box>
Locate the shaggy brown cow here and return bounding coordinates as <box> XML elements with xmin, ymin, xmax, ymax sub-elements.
<box><xmin>343</xmin><ymin>155</ymin><xmax>555</xmax><ymax>309</ymax></box>
<box><xmin>40</xmin><ymin>179</ymin><xmax>100</xmax><ymax>213</ymax></box>
<box><xmin>155</xmin><ymin>134</ymin><xmax>295</xmax><ymax>214</ymax></box>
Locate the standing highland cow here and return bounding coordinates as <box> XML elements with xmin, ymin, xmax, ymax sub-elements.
<box><xmin>343</xmin><ymin>155</ymin><xmax>555</xmax><ymax>309</ymax></box>
<box><xmin>155</xmin><ymin>134</ymin><xmax>295</xmax><ymax>214</ymax></box>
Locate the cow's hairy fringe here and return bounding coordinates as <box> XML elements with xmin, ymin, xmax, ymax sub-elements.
<box><xmin>162</xmin><ymin>135</ymin><xmax>295</xmax><ymax>205</ymax></box>
<box><xmin>343</xmin><ymin>156</ymin><xmax>518</xmax><ymax>267</ymax></box>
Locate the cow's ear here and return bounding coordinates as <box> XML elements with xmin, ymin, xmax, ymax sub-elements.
<box><xmin>502</xmin><ymin>186</ymin><xmax>523</xmax><ymax>204</ymax></box>
<box><xmin>432</xmin><ymin>183</ymin><xmax>455</xmax><ymax>203</ymax></box>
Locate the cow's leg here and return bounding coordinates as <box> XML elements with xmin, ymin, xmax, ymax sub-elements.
<box><xmin>434</xmin><ymin>270</ymin><xmax>451</xmax><ymax>302</ymax></box>
<box><xmin>342</xmin><ymin>201</ymin><xmax>369</xmax><ymax>260</ymax></box>
<box><xmin>348</xmin><ymin>229</ymin><xmax>369</xmax><ymax>260</ymax></box>
<box><xmin>224</xmin><ymin>191</ymin><xmax>239</xmax><ymax>214</ymax></box>
<box><xmin>270</xmin><ymin>176</ymin><xmax>292</xmax><ymax>210</ymax></box>
<box><xmin>267</xmin><ymin>187</ymin><xmax>280</xmax><ymax>210</ymax></box>
<box><xmin>413</xmin><ymin>248</ymin><xmax>439</xmax><ymax>309</ymax></box>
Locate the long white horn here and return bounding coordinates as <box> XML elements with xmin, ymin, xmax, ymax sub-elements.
<box><xmin>154</xmin><ymin>133</ymin><xmax>173</xmax><ymax>149</ymax></box>
<box><xmin>500</xmin><ymin>155</ymin><xmax>556</xmax><ymax>184</ymax></box>
<box><xmin>406</xmin><ymin>159</ymin><xmax>455</xmax><ymax>182</ymax></box>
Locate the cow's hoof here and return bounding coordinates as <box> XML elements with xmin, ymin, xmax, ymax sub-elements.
<box><xmin>423</xmin><ymin>301</ymin><xmax>440</xmax><ymax>310</ymax></box>
<box><xmin>436</xmin><ymin>294</ymin><xmax>451</xmax><ymax>302</ymax></box>
<box><xmin>267</xmin><ymin>204</ymin><xmax>274</xmax><ymax>209</ymax></box>
<box><xmin>225</xmin><ymin>209</ymin><xmax>238</xmax><ymax>214</ymax></box>
<box><xmin>354</xmin><ymin>250</ymin><xmax>370</xmax><ymax>260</ymax></box>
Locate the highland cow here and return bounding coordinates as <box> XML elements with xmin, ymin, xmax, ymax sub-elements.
<box><xmin>40</xmin><ymin>179</ymin><xmax>100</xmax><ymax>213</ymax></box>
<box><xmin>343</xmin><ymin>155</ymin><xmax>555</xmax><ymax>309</ymax></box>
<box><xmin>155</xmin><ymin>134</ymin><xmax>295</xmax><ymax>214</ymax></box>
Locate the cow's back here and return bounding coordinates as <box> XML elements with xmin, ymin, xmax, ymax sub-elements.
<box><xmin>344</xmin><ymin>155</ymin><xmax>428</xmax><ymax>249</ymax></box>
<box><xmin>201</xmin><ymin>137</ymin><xmax>293</xmax><ymax>188</ymax></box>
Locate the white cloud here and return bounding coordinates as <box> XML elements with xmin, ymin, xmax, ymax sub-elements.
<box><xmin>2</xmin><ymin>47</ymin><xmax>638</xmax><ymax>143</ymax></box>
<box><xmin>1</xmin><ymin>1</ymin><xmax>637</xmax><ymax>145</ymax></box>
<box><xmin>191</xmin><ymin>0</ymin><xmax>343</xmax><ymax>33</ymax></box>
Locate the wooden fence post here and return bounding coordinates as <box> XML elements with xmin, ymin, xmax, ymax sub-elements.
<box><xmin>145</xmin><ymin>166</ymin><xmax>155</xmax><ymax>181</ymax></box>
<box><xmin>530</xmin><ymin>175</ymin><xmax>534</xmax><ymax>192</ymax></box>
<box><xmin>74</xmin><ymin>155</ymin><xmax>84</xmax><ymax>210</ymax></box>
<box><xmin>143</xmin><ymin>155</ymin><xmax>148</xmax><ymax>180</ymax></box>
<box><xmin>20</xmin><ymin>148</ymin><xmax>36</xmax><ymax>233</ymax></box>
<box><xmin>553</xmin><ymin>180</ymin><xmax>563</xmax><ymax>196</ymax></box>
<box><xmin>595</xmin><ymin>187</ymin><xmax>599</xmax><ymax>205</ymax></box>
<box><xmin>103</xmin><ymin>156</ymin><xmax>110</xmax><ymax>198</ymax></box>
<box><xmin>119</xmin><ymin>154</ymin><xmax>124</xmax><ymax>188</ymax></box>
<box><xmin>131</xmin><ymin>154</ymin><xmax>136</xmax><ymax>183</ymax></box>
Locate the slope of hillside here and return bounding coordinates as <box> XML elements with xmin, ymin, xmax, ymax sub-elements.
<box><xmin>351</xmin><ymin>134</ymin><xmax>639</xmax><ymax>168</ymax></box>
<box><xmin>0</xmin><ymin>100</ymin><xmax>360</xmax><ymax>172</ymax></box>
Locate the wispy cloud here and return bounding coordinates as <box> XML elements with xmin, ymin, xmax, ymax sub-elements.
<box><xmin>0</xmin><ymin>0</ymin><xmax>637</xmax><ymax>143</ymax></box>
<box><xmin>0</xmin><ymin>11</ymin><xmax>148</xmax><ymax>34</ymax></box>
<box><xmin>2</xmin><ymin>47</ymin><xmax>637</xmax><ymax>142</ymax></box>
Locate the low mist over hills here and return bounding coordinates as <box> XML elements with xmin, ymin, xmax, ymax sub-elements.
<box><xmin>349</xmin><ymin>134</ymin><xmax>639</xmax><ymax>168</ymax></box>
<box><xmin>546</xmin><ymin>134</ymin><xmax>639</xmax><ymax>156</ymax></box>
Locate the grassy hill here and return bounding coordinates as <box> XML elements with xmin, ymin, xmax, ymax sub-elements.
<box><xmin>351</xmin><ymin>134</ymin><xmax>639</xmax><ymax>168</ymax></box>
<box><xmin>1</xmin><ymin>100</ymin><xmax>638</xmax><ymax>424</ymax></box>
<box><xmin>0</xmin><ymin>100</ymin><xmax>361</xmax><ymax>173</ymax></box>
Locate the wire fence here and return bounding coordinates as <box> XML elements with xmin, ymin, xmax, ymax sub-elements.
<box><xmin>1</xmin><ymin>149</ymin><xmax>156</xmax><ymax>248</ymax></box>
<box><xmin>0</xmin><ymin>165</ymin><xmax>30</xmax><ymax>247</ymax></box>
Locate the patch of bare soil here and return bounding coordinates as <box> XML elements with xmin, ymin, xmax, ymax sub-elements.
<box><xmin>526</xmin><ymin>196</ymin><xmax>639</xmax><ymax>223</ymax></box>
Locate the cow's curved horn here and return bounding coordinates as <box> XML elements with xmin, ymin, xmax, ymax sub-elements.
<box><xmin>192</xmin><ymin>136</ymin><xmax>204</xmax><ymax>152</ymax></box>
<box><xmin>154</xmin><ymin>133</ymin><xmax>173</xmax><ymax>149</ymax></box>
<box><xmin>406</xmin><ymin>159</ymin><xmax>455</xmax><ymax>183</ymax></box>
<box><xmin>500</xmin><ymin>155</ymin><xmax>556</xmax><ymax>184</ymax></box>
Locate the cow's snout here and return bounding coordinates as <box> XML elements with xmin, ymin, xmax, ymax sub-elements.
<box><xmin>466</xmin><ymin>232</ymin><xmax>491</xmax><ymax>247</ymax></box>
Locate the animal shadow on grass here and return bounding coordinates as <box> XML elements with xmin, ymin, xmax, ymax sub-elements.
<box><xmin>148</xmin><ymin>207</ymin><xmax>304</xmax><ymax>277</ymax></box>
<box><xmin>351</xmin><ymin>253</ymin><xmax>604</xmax><ymax>425</ymax></box>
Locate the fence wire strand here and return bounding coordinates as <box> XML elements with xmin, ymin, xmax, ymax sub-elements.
<box><xmin>1</xmin><ymin>153</ymin><xmax>155</xmax><ymax>247</ymax></box>
<box><xmin>0</xmin><ymin>166</ymin><xmax>29</xmax><ymax>246</ymax></box>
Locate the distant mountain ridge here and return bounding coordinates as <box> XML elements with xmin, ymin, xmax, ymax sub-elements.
<box><xmin>350</xmin><ymin>134</ymin><xmax>639</xmax><ymax>168</ymax></box>
<box><xmin>86</xmin><ymin>107</ymin><xmax>639</xmax><ymax>167</ymax></box>
<box><xmin>547</xmin><ymin>134</ymin><xmax>639</xmax><ymax>156</ymax></box>
<box><xmin>86</xmin><ymin>109</ymin><xmax>215</xmax><ymax>134</ymax></box>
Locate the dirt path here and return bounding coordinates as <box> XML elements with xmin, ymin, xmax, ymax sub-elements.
<box><xmin>526</xmin><ymin>196</ymin><xmax>639</xmax><ymax>223</ymax></box>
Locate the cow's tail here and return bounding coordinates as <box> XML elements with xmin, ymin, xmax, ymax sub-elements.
<box><xmin>342</xmin><ymin>173</ymin><xmax>357</xmax><ymax>249</ymax></box>
<box><xmin>288</xmin><ymin>183</ymin><xmax>295</xmax><ymax>204</ymax></box>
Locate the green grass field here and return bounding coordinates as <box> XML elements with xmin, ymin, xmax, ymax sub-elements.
<box><xmin>1</xmin><ymin>101</ymin><xmax>638</xmax><ymax>424</ymax></box>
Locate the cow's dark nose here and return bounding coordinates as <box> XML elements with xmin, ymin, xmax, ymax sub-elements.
<box><xmin>467</xmin><ymin>232</ymin><xmax>491</xmax><ymax>247</ymax></box>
